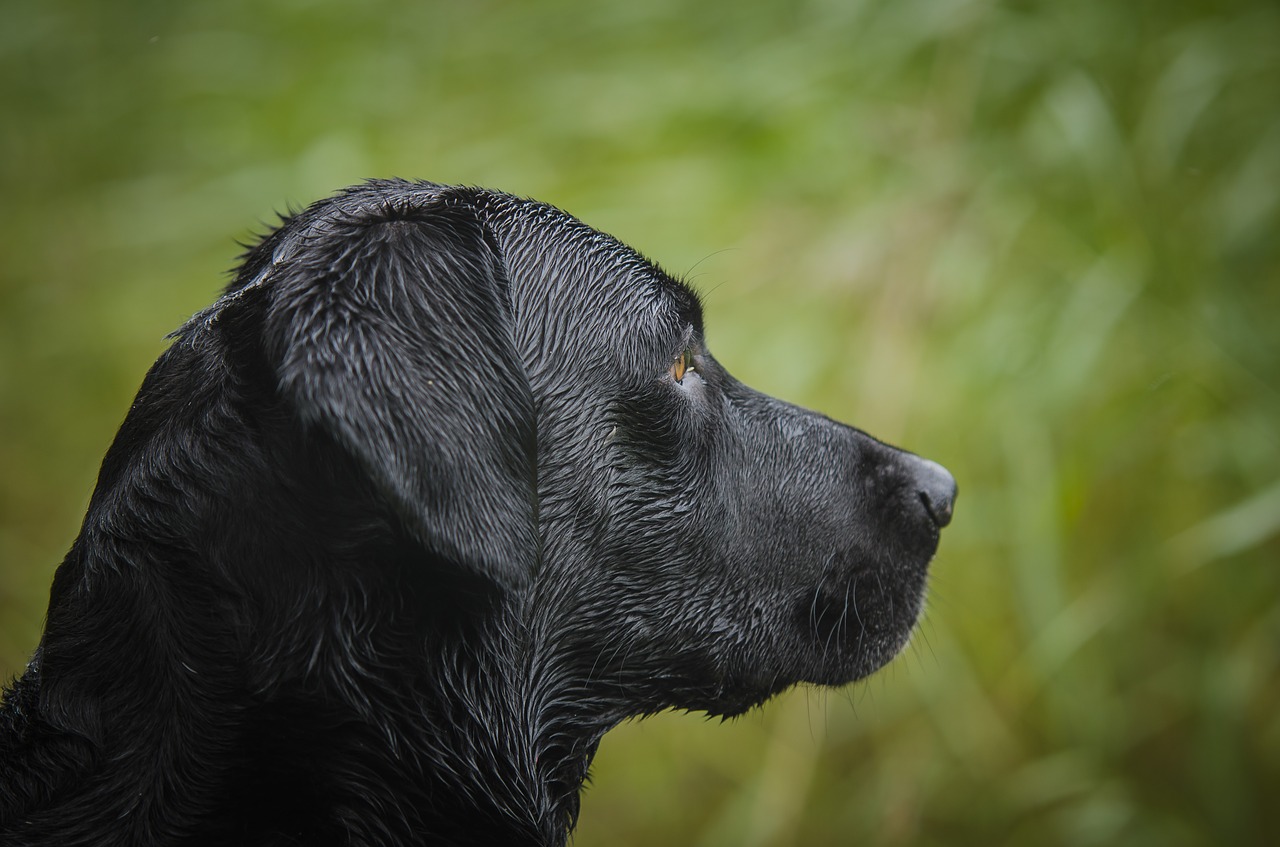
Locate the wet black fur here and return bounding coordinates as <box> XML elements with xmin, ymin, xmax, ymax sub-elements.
<box><xmin>0</xmin><ymin>180</ymin><xmax>955</xmax><ymax>845</ymax></box>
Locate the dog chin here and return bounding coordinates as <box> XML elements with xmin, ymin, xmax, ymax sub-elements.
<box><xmin>793</xmin><ymin>574</ymin><xmax>929</xmax><ymax>688</ymax></box>
<box><xmin>795</xmin><ymin>628</ymin><xmax>917</xmax><ymax>689</ymax></box>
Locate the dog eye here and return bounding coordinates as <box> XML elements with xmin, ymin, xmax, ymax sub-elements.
<box><xmin>670</xmin><ymin>349</ymin><xmax>695</xmax><ymax>383</ymax></box>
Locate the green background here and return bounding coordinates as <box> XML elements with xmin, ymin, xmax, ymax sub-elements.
<box><xmin>2</xmin><ymin>0</ymin><xmax>1277</xmax><ymax>843</ymax></box>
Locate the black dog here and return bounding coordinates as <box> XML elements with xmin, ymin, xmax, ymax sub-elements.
<box><xmin>0</xmin><ymin>180</ymin><xmax>956</xmax><ymax>846</ymax></box>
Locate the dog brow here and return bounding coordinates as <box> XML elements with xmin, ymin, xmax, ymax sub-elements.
<box><xmin>665</xmin><ymin>275</ymin><xmax>704</xmax><ymax>333</ymax></box>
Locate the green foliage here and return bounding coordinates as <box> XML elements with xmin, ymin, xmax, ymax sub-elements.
<box><xmin>1</xmin><ymin>0</ymin><xmax>1276</xmax><ymax>842</ymax></box>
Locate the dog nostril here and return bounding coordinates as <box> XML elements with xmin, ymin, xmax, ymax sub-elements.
<box><xmin>914</xmin><ymin>458</ymin><xmax>957</xmax><ymax>529</ymax></box>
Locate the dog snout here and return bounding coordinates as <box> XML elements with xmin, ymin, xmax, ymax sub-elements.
<box><xmin>908</xmin><ymin>456</ymin><xmax>957</xmax><ymax>529</ymax></box>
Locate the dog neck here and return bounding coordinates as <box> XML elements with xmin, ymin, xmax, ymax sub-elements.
<box><xmin>290</xmin><ymin>565</ymin><xmax>627</xmax><ymax>847</ymax></box>
<box><xmin>382</xmin><ymin>616</ymin><xmax>618</xmax><ymax>846</ymax></box>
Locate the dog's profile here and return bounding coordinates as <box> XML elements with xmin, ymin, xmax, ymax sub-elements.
<box><xmin>0</xmin><ymin>180</ymin><xmax>955</xmax><ymax>846</ymax></box>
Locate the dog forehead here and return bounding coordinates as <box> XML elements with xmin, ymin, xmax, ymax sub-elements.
<box><xmin>218</xmin><ymin>182</ymin><xmax>697</xmax><ymax>366</ymax></box>
<box><xmin>486</xmin><ymin>194</ymin><xmax>697</xmax><ymax>345</ymax></box>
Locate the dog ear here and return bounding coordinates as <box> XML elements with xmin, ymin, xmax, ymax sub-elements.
<box><xmin>261</xmin><ymin>191</ymin><xmax>537</xmax><ymax>588</ymax></box>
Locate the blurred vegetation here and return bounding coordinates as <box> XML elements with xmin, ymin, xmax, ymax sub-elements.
<box><xmin>2</xmin><ymin>0</ymin><xmax>1277</xmax><ymax>843</ymax></box>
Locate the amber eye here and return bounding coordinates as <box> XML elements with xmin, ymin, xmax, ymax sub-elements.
<box><xmin>670</xmin><ymin>349</ymin><xmax>694</xmax><ymax>383</ymax></box>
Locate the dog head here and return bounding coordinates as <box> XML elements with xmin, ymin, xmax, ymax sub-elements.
<box><xmin>239</xmin><ymin>179</ymin><xmax>955</xmax><ymax>718</ymax></box>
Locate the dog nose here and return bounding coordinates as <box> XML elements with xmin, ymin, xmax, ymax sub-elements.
<box><xmin>910</xmin><ymin>457</ymin><xmax>957</xmax><ymax>528</ymax></box>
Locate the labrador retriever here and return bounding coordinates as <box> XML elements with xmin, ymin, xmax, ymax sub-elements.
<box><xmin>0</xmin><ymin>179</ymin><xmax>956</xmax><ymax>846</ymax></box>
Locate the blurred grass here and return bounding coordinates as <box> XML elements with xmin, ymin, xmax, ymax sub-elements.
<box><xmin>1</xmin><ymin>0</ymin><xmax>1277</xmax><ymax>843</ymax></box>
